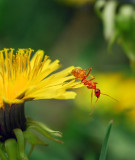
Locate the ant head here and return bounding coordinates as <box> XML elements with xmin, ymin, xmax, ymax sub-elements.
<box><xmin>95</xmin><ymin>88</ymin><xmax>100</xmax><ymax>98</ymax></box>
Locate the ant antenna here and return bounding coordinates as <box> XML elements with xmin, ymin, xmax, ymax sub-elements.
<box><xmin>89</xmin><ymin>93</ymin><xmax>118</xmax><ymax>116</ymax></box>
<box><xmin>101</xmin><ymin>93</ymin><xmax>119</xmax><ymax>102</ymax></box>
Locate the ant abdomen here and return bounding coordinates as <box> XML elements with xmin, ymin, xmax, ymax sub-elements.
<box><xmin>72</xmin><ymin>68</ymin><xmax>86</xmax><ymax>80</ymax></box>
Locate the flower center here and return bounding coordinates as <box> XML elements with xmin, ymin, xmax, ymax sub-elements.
<box><xmin>0</xmin><ymin>103</ymin><xmax>26</xmax><ymax>141</ymax></box>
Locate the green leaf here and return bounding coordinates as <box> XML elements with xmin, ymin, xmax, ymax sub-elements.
<box><xmin>23</xmin><ymin>130</ymin><xmax>48</xmax><ymax>146</ymax></box>
<box><xmin>99</xmin><ymin>120</ymin><xmax>113</xmax><ymax>160</ymax></box>
<box><xmin>5</xmin><ymin>139</ymin><xmax>18</xmax><ymax>160</ymax></box>
<box><xmin>27</xmin><ymin>118</ymin><xmax>62</xmax><ymax>137</ymax></box>
<box><xmin>14</xmin><ymin>129</ymin><xmax>28</xmax><ymax>160</ymax></box>
<box><xmin>27</xmin><ymin>125</ymin><xmax>63</xmax><ymax>144</ymax></box>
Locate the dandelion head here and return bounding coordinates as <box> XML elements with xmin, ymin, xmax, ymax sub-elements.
<box><xmin>0</xmin><ymin>48</ymin><xmax>78</xmax><ymax>141</ymax></box>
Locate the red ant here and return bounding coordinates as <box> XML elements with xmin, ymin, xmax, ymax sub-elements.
<box><xmin>71</xmin><ymin>68</ymin><xmax>118</xmax><ymax>114</ymax></box>
<box><xmin>71</xmin><ymin>68</ymin><xmax>99</xmax><ymax>98</ymax></box>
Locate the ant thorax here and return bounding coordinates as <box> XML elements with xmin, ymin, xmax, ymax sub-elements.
<box><xmin>86</xmin><ymin>81</ymin><xmax>96</xmax><ymax>89</ymax></box>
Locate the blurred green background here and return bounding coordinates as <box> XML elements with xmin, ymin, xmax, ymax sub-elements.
<box><xmin>1</xmin><ymin>0</ymin><xmax>135</xmax><ymax>159</ymax></box>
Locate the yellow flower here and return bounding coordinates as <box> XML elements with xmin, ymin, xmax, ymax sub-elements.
<box><xmin>0</xmin><ymin>48</ymin><xmax>78</xmax><ymax>108</ymax></box>
<box><xmin>0</xmin><ymin>48</ymin><xmax>82</xmax><ymax>159</ymax></box>
<box><xmin>0</xmin><ymin>48</ymin><xmax>81</xmax><ymax>143</ymax></box>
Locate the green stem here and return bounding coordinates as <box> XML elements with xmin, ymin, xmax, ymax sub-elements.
<box><xmin>0</xmin><ymin>148</ymin><xmax>7</xmax><ymax>160</ymax></box>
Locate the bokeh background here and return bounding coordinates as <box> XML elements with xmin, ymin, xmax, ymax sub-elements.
<box><xmin>1</xmin><ymin>0</ymin><xmax>135</xmax><ymax>159</ymax></box>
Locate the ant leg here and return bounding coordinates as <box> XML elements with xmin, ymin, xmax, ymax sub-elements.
<box><xmin>89</xmin><ymin>98</ymin><xmax>99</xmax><ymax>116</ymax></box>
<box><xmin>91</xmin><ymin>90</ymin><xmax>93</xmax><ymax>105</ymax></box>
<box><xmin>89</xmin><ymin>76</ymin><xmax>95</xmax><ymax>81</ymax></box>
<box><xmin>62</xmin><ymin>78</ymin><xmax>77</xmax><ymax>86</ymax></box>
<box><xmin>69</xmin><ymin>78</ymin><xmax>84</xmax><ymax>88</ymax></box>
<box><xmin>84</xmin><ymin>68</ymin><xmax>95</xmax><ymax>80</ymax></box>
<box><xmin>71</xmin><ymin>81</ymin><xmax>83</xmax><ymax>88</ymax></box>
<box><xmin>84</xmin><ymin>68</ymin><xmax>92</xmax><ymax>78</ymax></box>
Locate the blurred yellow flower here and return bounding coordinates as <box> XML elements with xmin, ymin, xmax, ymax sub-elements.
<box><xmin>58</xmin><ymin>0</ymin><xmax>95</xmax><ymax>6</ymax></box>
<box><xmin>0</xmin><ymin>48</ymin><xmax>78</xmax><ymax>108</ymax></box>
<box><xmin>75</xmin><ymin>72</ymin><xmax>135</xmax><ymax>121</ymax></box>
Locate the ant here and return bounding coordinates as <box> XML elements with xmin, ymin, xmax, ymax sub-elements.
<box><xmin>71</xmin><ymin>68</ymin><xmax>98</xmax><ymax>98</ymax></box>
<box><xmin>71</xmin><ymin>68</ymin><xmax>118</xmax><ymax>114</ymax></box>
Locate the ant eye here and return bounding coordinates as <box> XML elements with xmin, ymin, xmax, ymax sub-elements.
<box><xmin>96</xmin><ymin>89</ymin><xmax>100</xmax><ymax>93</ymax></box>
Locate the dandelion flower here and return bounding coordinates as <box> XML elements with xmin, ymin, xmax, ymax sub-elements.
<box><xmin>0</xmin><ymin>48</ymin><xmax>78</xmax><ymax>141</ymax></box>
